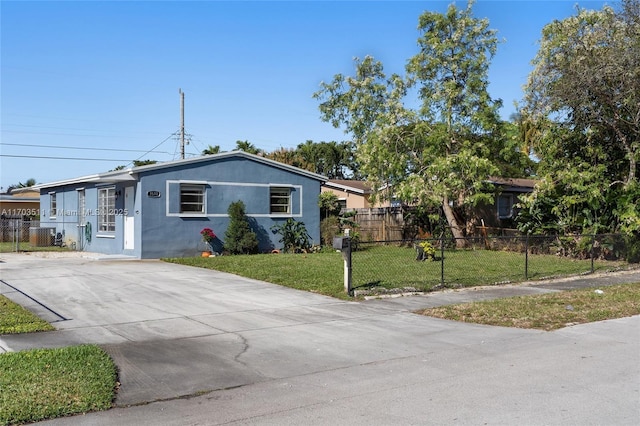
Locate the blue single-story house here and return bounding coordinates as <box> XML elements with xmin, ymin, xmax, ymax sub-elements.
<box><xmin>35</xmin><ymin>151</ymin><xmax>326</xmax><ymax>258</ymax></box>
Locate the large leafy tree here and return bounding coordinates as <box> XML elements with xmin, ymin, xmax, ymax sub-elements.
<box><xmin>520</xmin><ymin>0</ymin><xmax>640</xmax><ymax>234</ymax></box>
<box><xmin>314</xmin><ymin>1</ymin><xmax>515</xmax><ymax>243</ymax></box>
<box><xmin>264</xmin><ymin>140</ymin><xmax>359</xmax><ymax>179</ymax></box>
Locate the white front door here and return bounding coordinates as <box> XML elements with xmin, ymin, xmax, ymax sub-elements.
<box><xmin>124</xmin><ymin>186</ymin><xmax>135</xmax><ymax>250</ymax></box>
<box><xmin>77</xmin><ymin>189</ymin><xmax>85</xmax><ymax>250</ymax></box>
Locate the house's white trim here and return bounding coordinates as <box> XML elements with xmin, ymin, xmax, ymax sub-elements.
<box><xmin>48</xmin><ymin>191</ymin><xmax>57</xmax><ymax>218</ymax></box>
<box><xmin>165</xmin><ymin>181</ymin><xmax>171</xmax><ymax>215</ymax></box>
<box><xmin>168</xmin><ymin>181</ymin><xmax>208</xmax><ymax>217</ymax></box>
<box><xmin>323</xmin><ymin>181</ymin><xmax>368</xmax><ymax>195</ymax></box>
<box><xmin>164</xmin><ymin>180</ymin><xmax>303</xmax><ymax>218</ymax></box>
<box><xmin>174</xmin><ymin>180</ymin><xmax>208</xmax><ymax>185</ymax></box>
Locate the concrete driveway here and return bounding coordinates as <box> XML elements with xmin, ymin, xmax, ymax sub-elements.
<box><xmin>1</xmin><ymin>252</ymin><xmax>638</xmax><ymax>425</ymax></box>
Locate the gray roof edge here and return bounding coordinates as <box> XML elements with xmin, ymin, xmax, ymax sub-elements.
<box><xmin>130</xmin><ymin>151</ymin><xmax>327</xmax><ymax>182</ymax></box>
<box><xmin>322</xmin><ymin>181</ymin><xmax>368</xmax><ymax>195</ymax></box>
<box><xmin>34</xmin><ymin>170</ymin><xmax>134</xmax><ymax>190</ymax></box>
<box><xmin>0</xmin><ymin>195</ymin><xmax>40</xmax><ymax>201</ymax></box>
<box><xmin>35</xmin><ymin>151</ymin><xmax>327</xmax><ymax>189</ymax></box>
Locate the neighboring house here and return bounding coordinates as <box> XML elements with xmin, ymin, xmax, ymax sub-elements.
<box><xmin>322</xmin><ymin>177</ymin><xmax>536</xmax><ymax>239</ymax></box>
<box><xmin>0</xmin><ymin>187</ymin><xmax>40</xmax><ymax>217</ymax></box>
<box><xmin>0</xmin><ymin>188</ymin><xmax>41</xmax><ymax>243</ymax></box>
<box><xmin>323</xmin><ymin>177</ymin><xmax>535</xmax><ymax>220</ymax></box>
<box><xmin>321</xmin><ymin>180</ymin><xmax>391</xmax><ymax>210</ymax></box>
<box><xmin>480</xmin><ymin>177</ymin><xmax>537</xmax><ymax>229</ymax></box>
<box><xmin>35</xmin><ymin>151</ymin><xmax>326</xmax><ymax>258</ymax></box>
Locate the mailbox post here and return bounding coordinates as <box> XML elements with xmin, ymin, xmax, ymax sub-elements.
<box><xmin>333</xmin><ymin>232</ymin><xmax>352</xmax><ymax>295</ymax></box>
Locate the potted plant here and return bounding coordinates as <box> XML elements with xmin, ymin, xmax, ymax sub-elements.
<box><xmin>416</xmin><ymin>240</ymin><xmax>436</xmax><ymax>261</ymax></box>
<box><xmin>200</xmin><ymin>227</ymin><xmax>216</xmax><ymax>257</ymax></box>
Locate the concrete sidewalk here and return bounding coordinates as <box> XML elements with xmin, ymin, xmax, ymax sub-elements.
<box><xmin>1</xmin><ymin>252</ymin><xmax>639</xmax><ymax>425</ymax></box>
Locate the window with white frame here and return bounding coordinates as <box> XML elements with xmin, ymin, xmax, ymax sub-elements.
<box><xmin>97</xmin><ymin>187</ymin><xmax>116</xmax><ymax>233</ymax></box>
<box><xmin>49</xmin><ymin>192</ymin><xmax>57</xmax><ymax>217</ymax></box>
<box><xmin>180</xmin><ymin>184</ymin><xmax>205</xmax><ymax>214</ymax></box>
<box><xmin>270</xmin><ymin>187</ymin><xmax>291</xmax><ymax>214</ymax></box>
<box><xmin>497</xmin><ymin>194</ymin><xmax>514</xmax><ymax>219</ymax></box>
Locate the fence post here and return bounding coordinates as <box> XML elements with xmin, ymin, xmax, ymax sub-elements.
<box><xmin>525</xmin><ymin>234</ymin><xmax>529</xmax><ymax>280</ymax></box>
<box><xmin>590</xmin><ymin>234</ymin><xmax>595</xmax><ymax>273</ymax></box>
<box><xmin>440</xmin><ymin>235</ymin><xmax>445</xmax><ymax>287</ymax></box>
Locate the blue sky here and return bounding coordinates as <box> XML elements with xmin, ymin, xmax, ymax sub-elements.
<box><xmin>1</xmin><ymin>0</ymin><xmax>612</xmax><ymax>189</ymax></box>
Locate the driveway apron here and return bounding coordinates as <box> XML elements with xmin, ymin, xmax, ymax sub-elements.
<box><xmin>1</xmin><ymin>253</ymin><xmax>638</xmax><ymax>425</ymax></box>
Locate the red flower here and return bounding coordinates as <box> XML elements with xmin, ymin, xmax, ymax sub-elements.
<box><xmin>200</xmin><ymin>228</ymin><xmax>216</xmax><ymax>242</ymax></box>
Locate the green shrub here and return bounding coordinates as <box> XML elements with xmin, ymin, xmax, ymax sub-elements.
<box><xmin>271</xmin><ymin>218</ymin><xmax>312</xmax><ymax>253</ymax></box>
<box><xmin>224</xmin><ymin>201</ymin><xmax>259</xmax><ymax>254</ymax></box>
<box><xmin>320</xmin><ymin>216</ymin><xmax>340</xmax><ymax>246</ymax></box>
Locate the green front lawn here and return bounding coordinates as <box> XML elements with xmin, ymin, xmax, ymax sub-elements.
<box><xmin>354</xmin><ymin>245</ymin><xmax>624</xmax><ymax>288</ymax></box>
<box><xmin>167</xmin><ymin>251</ymin><xmax>347</xmax><ymax>298</ymax></box>
<box><xmin>0</xmin><ymin>296</ymin><xmax>118</xmax><ymax>425</ymax></box>
<box><xmin>165</xmin><ymin>245</ymin><xmax>627</xmax><ymax>298</ymax></box>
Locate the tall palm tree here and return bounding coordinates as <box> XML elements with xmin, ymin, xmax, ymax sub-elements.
<box><xmin>202</xmin><ymin>145</ymin><xmax>221</xmax><ymax>155</ymax></box>
<box><xmin>6</xmin><ymin>178</ymin><xmax>37</xmax><ymax>193</ymax></box>
<box><xmin>235</xmin><ymin>140</ymin><xmax>263</xmax><ymax>155</ymax></box>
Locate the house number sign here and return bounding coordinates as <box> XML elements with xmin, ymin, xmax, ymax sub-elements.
<box><xmin>147</xmin><ymin>191</ymin><xmax>161</xmax><ymax>198</ymax></box>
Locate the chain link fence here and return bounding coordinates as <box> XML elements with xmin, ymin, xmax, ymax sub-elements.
<box><xmin>351</xmin><ymin>234</ymin><xmax>638</xmax><ymax>294</ymax></box>
<box><xmin>0</xmin><ymin>217</ymin><xmax>63</xmax><ymax>252</ymax></box>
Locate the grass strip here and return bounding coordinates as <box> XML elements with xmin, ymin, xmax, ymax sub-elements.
<box><xmin>416</xmin><ymin>282</ymin><xmax>640</xmax><ymax>331</ymax></box>
<box><xmin>0</xmin><ymin>295</ymin><xmax>54</xmax><ymax>334</ymax></box>
<box><xmin>0</xmin><ymin>242</ymin><xmax>71</xmax><ymax>253</ymax></box>
<box><xmin>0</xmin><ymin>344</ymin><xmax>118</xmax><ymax>425</ymax></box>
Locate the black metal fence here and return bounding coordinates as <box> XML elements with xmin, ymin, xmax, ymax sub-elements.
<box><xmin>351</xmin><ymin>234</ymin><xmax>638</xmax><ymax>294</ymax></box>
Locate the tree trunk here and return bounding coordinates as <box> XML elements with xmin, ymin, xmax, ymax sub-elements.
<box><xmin>442</xmin><ymin>196</ymin><xmax>466</xmax><ymax>248</ymax></box>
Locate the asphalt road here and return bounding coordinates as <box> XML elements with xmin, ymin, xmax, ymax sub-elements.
<box><xmin>1</xmin><ymin>252</ymin><xmax>638</xmax><ymax>425</ymax></box>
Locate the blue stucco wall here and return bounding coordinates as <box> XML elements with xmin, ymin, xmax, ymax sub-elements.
<box><xmin>137</xmin><ymin>156</ymin><xmax>322</xmax><ymax>258</ymax></box>
<box><xmin>39</xmin><ymin>182</ymin><xmax>135</xmax><ymax>256</ymax></box>
<box><xmin>38</xmin><ymin>155</ymin><xmax>323</xmax><ymax>258</ymax></box>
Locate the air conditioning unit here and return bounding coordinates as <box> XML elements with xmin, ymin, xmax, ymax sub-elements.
<box><xmin>29</xmin><ymin>227</ymin><xmax>55</xmax><ymax>247</ymax></box>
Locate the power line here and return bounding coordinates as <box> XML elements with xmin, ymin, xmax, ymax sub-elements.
<box><xmin>0</xmin><ymin>154</ymin><xmax>132</xmax><ymax>161</ymax></box>
<box><xmin>3</xmin><ymin>123</ymin><xmax>170</xmax><ymax>136</ymax></box>
<box><xmin>0</xmin><ymin>142</ymin><xmax>171</xmax><ymax>154</ymax></box>
<box><xmin>0</xmin><ymin>132</ymin><xmax>179</xmax><ymax>166</ymax></box>
<box><xmin>130</xmin><ymin>132</ymin><xmax>178</xmax><ymax>166</ymax></box>
<box><xmin>1</xmin><ymin>129</ymin><xmax>168</xmax><ymax>139</ymax></box>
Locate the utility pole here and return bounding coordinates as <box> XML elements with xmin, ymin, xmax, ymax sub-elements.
<box><xmin>179</xmin><ymin>88</ymin><xmax>185</xmax><ymax>159</ymax></box>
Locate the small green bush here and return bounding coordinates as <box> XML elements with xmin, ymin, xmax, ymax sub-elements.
<box><xmin>224</xmin><ymin>201</ymin><xmax>259</xmax><ymax>254</ymax></box>
<box><xmin>271</xmin><ymin>218</ymin><xmax>312</xmax><ymax>253</ymax></box>
<box><xmin>320</xmin><ymin>216</ymin><xmax>340</xmax><ymax>246</ymax></box>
